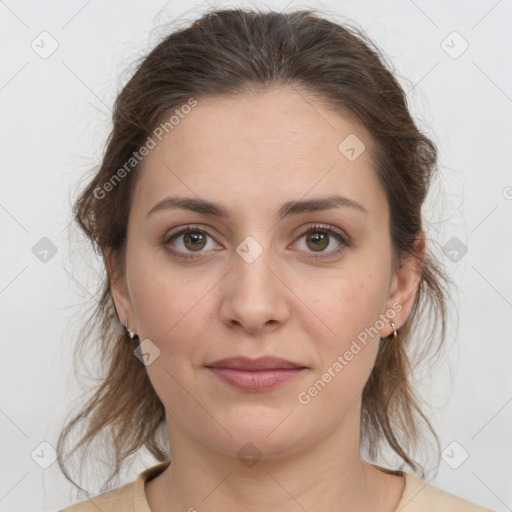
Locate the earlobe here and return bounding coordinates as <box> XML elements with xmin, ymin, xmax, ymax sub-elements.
<box><xmin>111</xmin><ymin>280</ymin><xmax>129</xmax><ymax>322</ymax></box>
<box><xmin>104</xmin><ymin>249</ymin><xmax>132</xmax><ymax>325</ymax></box>
<box><xmin>382</xmin><ymin>232</ymin><xmax>425</xmax><ymax>337</ymax></box>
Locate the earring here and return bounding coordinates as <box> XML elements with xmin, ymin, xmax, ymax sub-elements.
<box><xmin>390</xmin><ymin>322</ymin><xmax>397</xmax><ymax>339</ymax></box>
<box><xmin>124</xmin><ymin>321</ymin><xmax>136</xmax><ymax>339</ymax></box>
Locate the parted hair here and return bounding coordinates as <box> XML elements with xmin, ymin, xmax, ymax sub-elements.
<box><xmin>58</xmin><ymin>7</ymin><xmax>449</xmax><ymax>492</ymax></box>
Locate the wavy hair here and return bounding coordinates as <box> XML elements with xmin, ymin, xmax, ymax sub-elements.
<box><xmin>58</xmin><ymin>7</ymin><xmax>449</xmax><ymax>493</ymax></box>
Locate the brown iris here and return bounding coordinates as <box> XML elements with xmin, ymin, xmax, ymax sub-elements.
<box><xmin>184</xmin><ymin>232</ymin><xmax>207</xmax><ymax>251</ymax></box>
<box><xmin>306</xmin><ymin>231</ymin><xmax>329</xmax><ymax>251</ymax></box>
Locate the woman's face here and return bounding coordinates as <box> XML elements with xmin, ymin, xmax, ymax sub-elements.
<box><xmin>111</xmin><ymin>86</ymin><xmax>420</xmax><ymax>460</ymax></box>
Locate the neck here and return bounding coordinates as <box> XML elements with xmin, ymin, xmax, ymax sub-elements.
<box><xmin>145</xmin><ymin>413</ymin><xmax>404</xmax><ymax>512</ymax></box>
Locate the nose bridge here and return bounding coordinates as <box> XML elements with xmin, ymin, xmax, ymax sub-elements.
<box><xmin>233</xmin><ymin>232</ymin><xmax>278</xmax><ymax>297</ymax></box>
<box><xmin>220</xmin><ymin>231</ymin><xmax>289</xmax><ymax>332</ymax></box>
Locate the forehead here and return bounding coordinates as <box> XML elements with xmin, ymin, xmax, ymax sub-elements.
<box><xmin>131</xmin><ymin>86</ymin><xmax>386</xmax><ymax>220</ymax></box>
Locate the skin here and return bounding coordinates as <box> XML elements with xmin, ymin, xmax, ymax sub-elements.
<box><xmin>109</xmin><ymin>86</ymin><xmax>424</xmax><ymax>511</ymax></box>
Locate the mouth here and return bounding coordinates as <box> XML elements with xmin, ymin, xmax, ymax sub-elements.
<box><xmin>205</xmin><ymin>356</ymin><xmax>308</xmax><ymax>391</ymax></box>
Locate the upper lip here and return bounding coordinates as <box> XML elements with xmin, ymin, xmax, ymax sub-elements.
<box><xmin>205</xmin><ymin>356</ymin><xmax>306</xmax><ymax>370</ymax></box>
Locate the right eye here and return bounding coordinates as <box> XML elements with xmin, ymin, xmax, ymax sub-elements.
<box><xmin>162</xmin><ymin>224</ymin><xmax>222</xmax><ymax>260</ymax></box>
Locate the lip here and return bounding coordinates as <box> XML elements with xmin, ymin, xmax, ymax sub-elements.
<box><xmin>206</xmin><ymin>356</ymin><xmax>306</xmax><ymax>370</ymax></box>
<box><xmin>205</xmin><ymin>356</ymin><xmax>307</xmax><ymax>391</ymax></box>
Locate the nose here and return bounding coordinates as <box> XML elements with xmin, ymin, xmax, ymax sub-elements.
<box><xmin>219</xmin><ymin>242</ymin><xmax>291</xmax><ymax>335</ymax></box>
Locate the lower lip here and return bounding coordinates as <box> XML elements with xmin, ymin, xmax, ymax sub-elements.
<box><xmin>207</xmin><ymin>367</ymin><xmax>307</xmax><ymax>391</ymax></box>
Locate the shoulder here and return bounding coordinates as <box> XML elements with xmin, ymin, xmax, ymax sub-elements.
<box><xmin>59</xmin><ymin>462</ymin><xmax>170</xmax><ymax>512</ymax></box>
<box><xmin>400</xmin><ymin>472</ymin><xmax>496</xmax><ymax>512</ymax></box>
<box><xmin>59</xmin><ymin>480</ymin><xmax>140</xmax><ymax>512</ymax></box>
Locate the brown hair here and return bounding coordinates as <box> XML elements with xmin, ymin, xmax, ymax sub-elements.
<box><xmin>58</xmin><ymin>7</ymin><xmax>449</xmax><ymax>492</ymax></box>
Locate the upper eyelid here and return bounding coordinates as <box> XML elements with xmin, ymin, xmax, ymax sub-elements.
<box><xmin>165</xmin><ymin>224</ymin><xmax>219</xmax><ymax>243</ymax></box>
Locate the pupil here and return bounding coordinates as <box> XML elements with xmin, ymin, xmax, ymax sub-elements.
<box><xmin>308</xmin><ymin>232</ymin><xmax>328</xmax><ymax>251</ymax></box>
<box><xmin>185</xmin><ymin>232</ymin><xmax>205</xmax><ymax>251</ymax></box>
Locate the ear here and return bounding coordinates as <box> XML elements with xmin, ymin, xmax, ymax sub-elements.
<box><xmin>104</xmin><ymin>249</ymin><xmax>133</xmax><ymax>327</ymax></box>
<box><xmin>381</xmin><ymin>231</ymin><xmax>425</xmax><ymax>337</ymax></box>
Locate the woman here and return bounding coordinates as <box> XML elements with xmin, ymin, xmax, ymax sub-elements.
<box><xmin>58</xmin><ymin>7</ymin><xmax>495</xmax><ymax>511</ymax></box>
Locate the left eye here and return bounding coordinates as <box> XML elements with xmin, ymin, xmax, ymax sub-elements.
<box><xmin>292</xmin><ymin>225</ymin><xmax>347</xmax><ymax>258</ymax></box>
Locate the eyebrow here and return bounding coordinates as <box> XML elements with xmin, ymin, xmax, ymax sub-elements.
<box><xmin>146</xmin><ymin>194</ymin><xmax>367</xmax><ymax>220</ymax></box>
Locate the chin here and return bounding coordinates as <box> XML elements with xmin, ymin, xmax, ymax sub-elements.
<box><xmin>205</xmin><ymin>415</ymin><xmax>311</xmax><ymax>459</ymax></box>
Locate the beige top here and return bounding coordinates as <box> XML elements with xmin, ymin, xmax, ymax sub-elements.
<box><xmin>59</xmin><ymin>462</ymin><xmax>495</xmax><ymax>511</ymax></box>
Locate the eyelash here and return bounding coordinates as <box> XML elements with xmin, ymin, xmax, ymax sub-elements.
<box><xmin>162</xmin><ymin>223</ymin><xmax>349</xmax><ymax>261</ymax></box>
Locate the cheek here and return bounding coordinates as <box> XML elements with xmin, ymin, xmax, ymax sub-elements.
<box><xmin>126</xmin><ymin>247</ymin><xmax>209</xmax><ymax>340</ymax></box>
<box><xmin>127</xmin><ymin>264</ymin><xmax>211</xmax><ymax>406</ymax></box>
<box><xmin>301</xmin><ymin>255</ymin><xmax>391</xmax><ymax>383</ymax></box>
<box><xmin>295</xmin><ymin>280</ymin><xmax>386</xmax><ymax>415</ymax></box>
<box><xmin>310</xmin><ymin>262</ymin><xmax>391</xmax><ymax>340</ymax></box>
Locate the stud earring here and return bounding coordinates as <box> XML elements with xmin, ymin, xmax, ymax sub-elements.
<box><xmin>390</xmin><ymin>322</ymin><xmax>397</xmax><ymax>338</ymax></box>
<box><xmin>124</xmin><ymin>321</ymin><xmax>136</xmax><ymax>339</ymax></box>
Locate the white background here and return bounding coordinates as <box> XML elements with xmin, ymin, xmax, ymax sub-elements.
<box><xmin>1</xmin><ymin>0</ymin><xmax>511</xmax><ymax>510</ymax></box>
